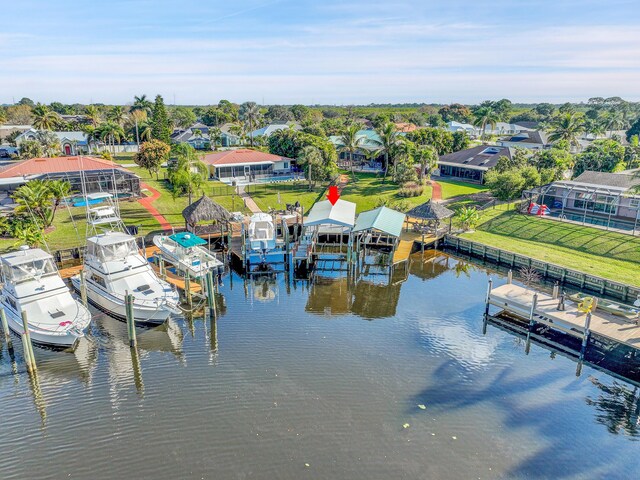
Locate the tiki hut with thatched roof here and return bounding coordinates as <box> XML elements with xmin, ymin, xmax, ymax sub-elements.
<box><xmin>405</xmin><ymin>200</ymin><xmax>454</xmax><ymax>248</ymax></box>
<box><xmin>182</xmin><ymin>195</ymin><xmax>234</xmax><ymax>238</ymax></box>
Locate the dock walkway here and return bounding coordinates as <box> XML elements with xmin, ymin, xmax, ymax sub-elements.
<box><xmin>489</xmin><ymin>283</ymin><xmax>640</xmax><ymax>350</ymax></box>
<box><xmin>392</xmin><ymin>239</ymin><xmax>414</xmax><ymax>264</ymax></box>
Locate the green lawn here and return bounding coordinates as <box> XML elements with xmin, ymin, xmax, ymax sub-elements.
<box><xmin>338</xmin><ymin>173</ymin><xmax>433</xmax><ymax>213</ymax></box>
<box><xmin>461</xmin><ymin>205</ymin><xmax>640</xmax><ymax>286</ymax></box>
<box><xmin>0</xmin><ymin>200</ymin><xmax>161</xmax><ymax>253</ymax></box>
<box><xmin>438</xmin><ymin>179</ymin><xmax>488</xmax><ymax>200</ymax></box>
<box><xmin>249</xmin><ymin>183</ymin><xmax>327</xmax><ymax>213</ymax></box>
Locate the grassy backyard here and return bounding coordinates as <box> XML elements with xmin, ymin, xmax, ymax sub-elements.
<box><xmin>439</xmin><ymin>179</ymin><xmax>488</xmax><ymax>200</ymax></box>
<box><xmin>461</xmin><ymin>205</ymin><xmax>640</xmax><ymax>286</ymax></box>
<box><xmin>249</xmin><ymin>183</ymin><xmax>327</xmax><ymax>212</ymax></box>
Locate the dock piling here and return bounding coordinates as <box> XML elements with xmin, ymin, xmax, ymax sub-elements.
<box><xmin>184</xmin><ymin>272</ymin><xmax>193</xmax><ymax>309</ymax></box>
<box><xmin>525</xmin><ymin>293</ymin><xmax>538</xmax><ymax>355</ymax></box>
<box><xmin>205</xmin><ymin>271</ymin><xmax>217</xmax><ymax>319</ymax></box>
<box><xmin>484</xmin><ymin>279</ymin><xmax>493</xmax><ymax>319</ymax></box>
<box><xmin>507</xmin><ymin>269</ymin><xmax>512</xmax><ymax>284</ymax></box>
<box><xmin>1</xmin><ymin>308</ymin><xmax>11</xmax><ymax>346</ymax></box>
<box><xmin>79</xmin><ymin>269</ymin><xmax>88</xmax><ymax>307</ymax></box>
<box><xmin>125</xmin><ymin>291</ymin><xmax>137</xmax><ymax>347</ymax></box>
<box><xmin>21</xmin><ymin>310</ymin><xmax>36</xmax><ymax>371</ymax></box>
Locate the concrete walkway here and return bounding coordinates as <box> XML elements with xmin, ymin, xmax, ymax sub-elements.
<box><xmin>138</xmin><ymin>183</ymin><xmax>172</xmax><ymax>231</ymax></box>
<box><xmin>237</xmin><ymin>186</ymin><xmax>262</xmax><ymax>214</ymax></box>
<box><xmin>430</xmin><ymin>180</ymin><xmax>442</xmax><ymax>201</ymax></box>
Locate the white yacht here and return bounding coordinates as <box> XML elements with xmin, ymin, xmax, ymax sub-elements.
<box><xmin>0</xmin><ymin>247</ymin><xmax>91</xmax><ymax>349</ymax></box>
<box><xmin>248</xmin><ymin>213</ymin><xmax>277</xmax><ymax>253</ymax></box>
<box><xmin>71</xmin><ymin>198</ymin><xmax>180</xmax><ymax>325</ymax></box>
<box><xmin>153</xmin><ymin>232</ymin><xmax>223</xmax><ymax>279</ymax></box>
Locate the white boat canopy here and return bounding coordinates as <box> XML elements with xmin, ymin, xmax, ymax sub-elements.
<box><xmin>305</xmin><ymin>199</ymin><xmax>356</xmax><ymax>229</ymax></box>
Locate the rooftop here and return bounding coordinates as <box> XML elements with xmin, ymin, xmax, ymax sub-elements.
<box><xmin>0</xmin><ymin>247</ymin><xmax>53</xmax><ymax>266</ymax></box>
<box><xmin>352</xmin><ymin>206</ymin><xmax>406</xmax><ymax>238</ymax></box>
<box><xmin>572</xmin><ymin>171</ymin><xmax>639</xmax><ymax>190</ymax></box>
<box><xmin>0</xmin><ymin>155</ymin><xmax>131</xmax><ymax>179</ymax></box>
<box><xmin>202</xmin><ymin>149</ymin><xmax>293</xmax><ymax>167</ymax></box>
<box><xmin>305</xmin><ymin>199</ymin><xmax>357</xmax><ymax>228</ymax></box>
<box><xmin>438</xmin><ymin>145</ymin><xmax>511</xmax><ymax>170</ymax></box>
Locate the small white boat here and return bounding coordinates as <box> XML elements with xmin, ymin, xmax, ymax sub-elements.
<box><xmin>248</xmin><ymin>213</ymin><xmax>277</xmax><ymax>253</ymax></box>
<box><xmin>72</xmin><ymin>232</ymin><xmax>180</xmax><ymax>325</ymax></box>
<box><xmin>153</xmin><ymin>232</ymin><xmax>223</xmax><ymax>278</ymax></box>
<box><xmin>0</xmin><ymin>247</ymin><xmax>91</xmax><ymax>349</ymax></box>
<box><xmin>71</xmin><ymin>193</ymin><xmax>181</xmax><ymax>325</ymax></box>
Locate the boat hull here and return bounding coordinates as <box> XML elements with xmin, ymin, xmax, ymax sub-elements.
<box><xmin>71</xmin><ymin>277</ymin><xmax>174</xmax><ymax>325</ymax></box>
<box><xmin>1</xmin><ymin>301</ymin><xmax>90</xmax><ymax>349</ymax></box>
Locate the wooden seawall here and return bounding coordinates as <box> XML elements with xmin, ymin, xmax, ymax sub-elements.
<box><xmin>444</xmin><ymin>235</ymin><xmax>640</xmax><ymax>303</ymax></box>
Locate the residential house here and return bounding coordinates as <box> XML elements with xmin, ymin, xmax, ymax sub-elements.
<box><xmin>446</xmin><ymin>121</ymin><xmax>480</xmax><ymax>137</ymax></box>
<box><xmin>329</xmin><ymin>130</ymin><xmax>385</xmax><ymax>171</ymax></box>
<box><xmin>0</xmin><ymin>125</ymin><xmax>32</xmax><ymax>144</ymax></box>
<box><xmin>436</xmin><ymin>145</ymin><xmax>512</xmax><ymax>184</ymax></box>
<box><xmin>0</xmin><ymin>155</ymin><xmax>141</xmax><ymax>200</ymax></box>
<box><xmin>483</xmin><ymin>122</ymin><xmax>533</xmax><ymax>136</ymax></box>
<box><xmin>218</xmin><ymin>123</ymin><xmax>242</xmax><ymax>147</ymax></box>
<box><xmin>497</xmin><ymin>130</ymin><xmax>550</xmax><ymax>150</ymax></box>
<box><xmin>171</xmin><ymin>122</ymin><xmax>211</xmax><ymax>150</ymax></box>
<box><xmin>522</xmin><ymin>170</ymin><xmax>640</xmax><ymax>233</ymax></box>
<box><xmin>249</xmin><ymin>122</ymin><xmax>302</xmax><ymax>139</ymax></box>
<box><xmin>15</xmin><ymin>128</ymin><xmax>97</xmax><ymax>155</ymax></box>
<box><xmin>202</xmin><ymin>149</ymin><xmax>296</xmax><ymax>183</ymax></box>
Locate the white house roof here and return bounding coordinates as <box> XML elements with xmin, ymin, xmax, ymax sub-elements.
<box><xmin>305</xmin><ymin>199</ymin><xmax>356</xmax><ymax>228</ymax></box>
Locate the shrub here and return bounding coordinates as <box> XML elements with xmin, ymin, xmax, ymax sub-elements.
<box><xmin>398</xmin><ymin>181</ymin><xmax>425</xmax><ymax>197</ymax></box>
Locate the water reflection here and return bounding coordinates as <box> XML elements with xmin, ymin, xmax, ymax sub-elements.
<box><xmin>586</xmin><ymin>377</ymin><xmax>640</xmax><ymax>437</ymax></box>
<box><xmin>2</xmin><ymin>251</ymin><xmax>640</xmax><ymax>480</ymax></box>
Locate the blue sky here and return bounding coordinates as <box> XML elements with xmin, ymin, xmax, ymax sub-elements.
<box><xmin>1</xmin><ymin>0</ymin><xmax>639</xmax><ymax>105</ymax></box>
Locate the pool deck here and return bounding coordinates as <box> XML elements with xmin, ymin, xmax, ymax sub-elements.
<box><xmin>488</xmin><ymin>283</ymin><xmax>640</xmax><ymax>350</ymax></box>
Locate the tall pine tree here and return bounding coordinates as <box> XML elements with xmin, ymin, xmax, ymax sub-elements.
<box><xmin>151</xmin><ymin>95</ymin><xmax>171</xmax><ymax>143</ymax></box>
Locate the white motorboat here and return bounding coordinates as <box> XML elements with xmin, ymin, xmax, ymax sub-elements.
<box><xmin>0</xmin><ymin>247</ymin><xmax>91</xmax><ymax>349</ymax></box>
<box><xmin>71</xmin><ymin>199</ymin><xmax>180</xmax><ymax>325</ymax></box>
<box><xmin>248</xmin><ymin>213</ymin><xmax>277</xmax><ymax>253</ymax></box>
<box><xmin>153</xmin><ymin>232</ymin><xmax>223</xmax><ymax>278</ymax></box>
<box><xmin>71</xmin><ymin>231</ymin><xmax>180</xmax><ymax>325</ymax></box>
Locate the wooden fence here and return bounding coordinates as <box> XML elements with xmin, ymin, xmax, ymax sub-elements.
<box><xmin>443</xmin><ymin>235</ymin><xmax>640</xmax><ymax>302</ymax></box>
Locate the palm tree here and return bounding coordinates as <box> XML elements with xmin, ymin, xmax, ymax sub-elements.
<box><xmin>337</xmin><ymin>124</ymin><xmax>364</xmax><ymax>178</ymax></box>
<box><xmin>547</xmin><ymin>113</ymin><xmax>584</xmax><ymax>151</ymax></box>
<box><xmin>85</xmin><ymin>105</ymin><xmax>101</xmax><ymax>126</ymax></box>
<box><xmin>413</xmin><ymin>144</ymin><xmax>438</xmax><ymax>183</ymax></box>
<box><xmin>131</xmin><ymin>95</ymin><xmax>153</xmax><ymax>115</ymax></box>
<box><xmin>228</xmin><ymin>123</ymin><xmax>246</xmax><ymax>144</ymax></box>
<box><xmin>36</xmin><ymin>131</ymin><xmax>61</xmax><ymax>157</ymax></box>
<box><xmin>98</xmin><ymin>121</ymin><xmax>126</xmax><ymax>153</ymax></box>
<box><xmin>371</xmin><ymin>122</ymin><xmax>402</xmax><ymax>178</ymax></box>
<box><xmin>209</xmin><ymin>127</ymin><xmax>223</xmax><ymax>151</ymax></box>
<box><xmin>240</xmin><ymin>102</ymin><xmax>262</xmax><ymax>147</ymax></box>
<box><xmin>472</xmin><ymin>106</ymin><xmax>500</xmax><ymax>140</ymax></box>
<box><xmin>456</xmin><ymin>206</ymin><xmax>481</xmax><ymax>231</ymax></box>
<box><xmin>12</xmin><ymin>180</ymin><xmax>55</xmax><ymax>227</ymax></box>
<box><xmin>298</xmin><ymin>145</ymin><xmax>324</xmax><ymax>190</ymax></box>
<box><xmin>47</xmin><ymin>180</ymin><xmax>72</xmax><ymax>220</ymax></box>
<box><xmin>108</xmin><ymin>105</ymin><xmax>127</xmax><ymax>126</ymax></box>
<box><xmin>602</xmin><ymin>110</ymin><xmax>626</xmax><ymax>138</ymax></box>
<box><xmin>169</xmin><ymin>144</ymin><xmax>209</xmax><ymax>204</ymax></box>
<box><xmin>32</xmin><ymin>103</ymin><xmax>60</xmax><ymax>130</ymax></box>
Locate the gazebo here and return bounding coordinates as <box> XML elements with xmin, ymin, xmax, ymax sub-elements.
<box><xmin>182</xmin><ymin>195</ymin><xmax>234</xmax><ymax>241</ymax></box>
<box><xmin>406</xmin><ymin>200</ymin><xmax>455</xmax><ymax>249</ymax></box>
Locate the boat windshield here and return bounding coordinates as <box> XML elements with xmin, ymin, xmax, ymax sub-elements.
<box><xmin>93</xmin><ymin>240</ymin><xmax>139</xmax><ymax>262</ymax></box>
<box><xmin>251</xmin><ymin>221</ymin><xmax>274</xmax><ymax>240</ymax></box>
<box><xmin>2</xmin><ymin>258</ymin><xmax>57</xmax><ymax>284</ymax></box>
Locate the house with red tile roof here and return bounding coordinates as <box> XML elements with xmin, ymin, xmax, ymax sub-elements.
<box><xmin>0</xmin><ymin>156</ymin><xmax>140</xmax><ymax>197</ymax></box>
<box><xmin>202</xmin><ymin>149</ymin><xmax>296</xmax><ymax>182</ymax></box>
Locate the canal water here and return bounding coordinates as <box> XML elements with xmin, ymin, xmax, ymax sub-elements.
<box><xmin>0</xmin><ymin>252</ymin><xmax>638</xmax><ymax>479</ymax></box>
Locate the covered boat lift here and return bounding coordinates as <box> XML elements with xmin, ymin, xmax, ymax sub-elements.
<box><xmin>293</xmin><ymin>199</ymin><xmax>357</xmax><ymax>273</ymax></box>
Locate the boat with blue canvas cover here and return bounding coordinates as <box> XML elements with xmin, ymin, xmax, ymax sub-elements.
<box><xmin>153</xmin><ymin>232</ymin><xmax>224</xmax><ymax>278</ymax></box>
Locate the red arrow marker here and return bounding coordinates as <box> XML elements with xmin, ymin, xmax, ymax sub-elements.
<box><xmin>327</xmin><ymin>185</ymin><xmax>340</xmax><ymax>205</ymax></box>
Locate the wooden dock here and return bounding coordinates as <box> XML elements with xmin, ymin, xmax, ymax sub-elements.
<box><xmin>392</xmin><ymin>239</ymin><xmax>414</xmax><ymax>264</ymax></box>
<box><xmin>150</xmin><ymin>264</ymin><xmax>202</xmax><ymax>293</ymax></box>
<box><xmin>488</xmin><ymin>283</ymin><xmax>640</xmax><ymax>350</ymax></box>
<box><xmin>59</xmin><ymin>264</ymin><xmax>83</xmax><ymax>279</ymax></box>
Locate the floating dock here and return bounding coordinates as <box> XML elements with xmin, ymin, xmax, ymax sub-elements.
<box><xmin>487</xmin><ymin>283</ymin><xmax>640</xmax><ymax>350</ymax></box>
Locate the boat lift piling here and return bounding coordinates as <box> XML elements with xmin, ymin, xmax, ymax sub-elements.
<box><xmin>125</xmin><ymin>292</ymin><xmax>137</xmax><ymax>347</ymax></box>
<box><xmin>524</xmin><ymin>293</ymin><xmax>539</xmax><ymax>355</ymax></box>
<box><xmin>205</xmin><ymin>270</ymin><xmax>217</xmax><ymax>319</ymax></box>
<box><xmin>20</xmin><ymin>310</ymin><xmax>36</xmax><ymax>372</ymax></box>
<box><xmin>0</xmin><ymin>307</ymin><xmax>11</xmax><ymax>346</ymax></box>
